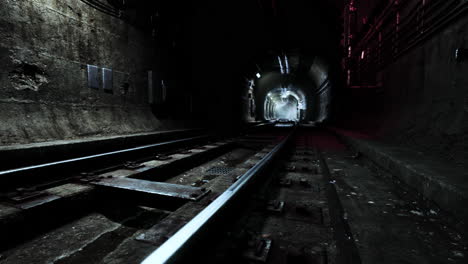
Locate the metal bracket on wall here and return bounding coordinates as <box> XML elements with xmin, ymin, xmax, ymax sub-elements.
<box><xmin>102</xmin><ymin>68</ymin><xmax>113</xmax><ymax>94</ymax></box>
<box><xmin>87</xmin><ymin>65</ymin><xmax>99</xmax><ymax>89</ymax></box>
<box><xmin>455</xmin><ymin>48</ymin><xmax>468</xmax><ymax>62</ymax></box>
<box><xmin>148</xmin><ymin>70</ymin><xmax>153</xmax><ymax>103</ymax></box>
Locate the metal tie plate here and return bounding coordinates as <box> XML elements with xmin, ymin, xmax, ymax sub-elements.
<box><xmin>243</xmin><ymin>238</ymin><xmax>272</xmax><ymax>262</ymax></box>
<box><xmin>155</xmin><ymin>154</ymin><xmax>172</xmax><ymax>161</ymax></box>
<box><xmin>91</xmin><ymin>177</ymin><xmax>210</xmax><ymax>201</ymax></box>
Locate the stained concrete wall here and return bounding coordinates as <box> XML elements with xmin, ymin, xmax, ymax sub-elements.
<box><xmin>0</xmin><ymin>0</ymin><xmax>166</xmax><ymax>145</ymax></box>
<box><xmin>342</xmin><ymin>2</ymin><xmax>468</xmax><ymax>166</ymax></box>
<box><xmin>381</xmin><ymin>13</ymin><xmax>468</xmax><ymax>165</ymax></box>
<box><xmin>309</xmin><ymin>57</ymin><xmax>332</xmax><ymax>123</ymax></box>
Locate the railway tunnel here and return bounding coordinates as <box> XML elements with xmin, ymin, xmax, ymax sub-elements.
<box><xmin>0</xmin><ymin>0</ymin><xmax>467</xmax><ymax>263</ymax></box>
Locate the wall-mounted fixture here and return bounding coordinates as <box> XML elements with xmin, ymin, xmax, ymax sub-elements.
<box><xmin>102</xmin><ymin>68</ymin><xmax>113</xmax><ymax>94</ymax></box>
<box><xmin>161</xmin><ymin>80</ymin><xmax>167</xmax><ymax>102</ymax></box>
<box><xmin>455</xmin><ymin>48</ymin><xmax>468</xmax><ymax>62</ymax></box>
<box><xmin>87</xmin><ymin>65</ymin><xmax>99</xmax><ymax>89</ymax></box>
<box><xmin>148</xmin><ymin>70</ymin><xmax>154</xmax><ymax>103</ymax></box>
<box><xmin>278</xmin><ymin>56</ymin><xmax>285</xmax><ymax>74</ymax></box>
<box><xmin>277</xmin><ymin>55</ymin><xmax>290</xmax><ymax>74</ymax></box>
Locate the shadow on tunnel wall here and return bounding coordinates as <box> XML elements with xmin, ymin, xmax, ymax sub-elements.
<box><xmin>335</xmin><ymin>0</ymin><xmax>468</xmax><ymax>166</ymax></box>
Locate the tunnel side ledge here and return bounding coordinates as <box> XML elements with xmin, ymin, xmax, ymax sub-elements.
<box><xmin>334</xmin><ymin>132</ymin><xmax>468</xmax><ymax>231</ymax></box>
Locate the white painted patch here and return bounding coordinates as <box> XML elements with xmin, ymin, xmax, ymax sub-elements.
<box><xmin>410</xmin><ymin>210</ymin><xmax>424</xmax><ymax>216</ymax></box>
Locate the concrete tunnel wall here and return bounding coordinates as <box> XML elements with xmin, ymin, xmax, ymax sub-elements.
<box><xmin>309</xmin><ymin>56</ymin><xmax>333</xmax><ymax>123</ymax></box>
<box><xmin>383</xmin><ymin>13</ymin><xmax>468</xmax><ymax>163</ymax></box>
<box><xmin>339</xmin><ymin>0</ymin><xmax>468</xmax><ymax>165</ymax></box>
<box><xmin>0</xmin><ymin>0</ymin><xmax>172</xmax><ymax>145</ymax></box>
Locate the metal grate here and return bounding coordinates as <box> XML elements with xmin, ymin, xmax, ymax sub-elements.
<box><xmin>205</xmin><ymin>166</ymin><xmax>235</xmax><ymax>175</ymax></box>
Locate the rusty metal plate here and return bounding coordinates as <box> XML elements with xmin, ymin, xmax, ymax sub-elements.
<box><xmin>266</xmin><ymin>200</ymin><xmax>285</xmax><ymax>214</ymax></box>
<box><xmin>15</xmin><ymin>194</ymin><xmax>61</xmax><ymax>210</ymax></box>
<box><xmin>155</xmin><ymin>154</ymin><xmax>172</xmax><ymax>161</ymax></box>
<box><xmin>243</xmin><ymin>238</ymin><xmax>272</xmax><ymax>262</ymax></box>
<box><xmin>124</xmin><ymin>161</ymin><xmax>144</xmax><ymax>170</ymax></box>
<box><xmin>8</xmin><ymin>190</ymin><xmax>47</xmax><ymax>203</ymax></box>
<box><xmin>91</xmin><ymin>177</ymin><xmax>209</xmax><ymax>201</ymax></box>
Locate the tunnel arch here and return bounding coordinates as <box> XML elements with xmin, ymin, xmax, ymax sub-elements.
<box><xmin>242</xmin><ymin>52</ymin><xmax>336</xmax><ymax>124</ymax></box>
<box><xmin>263</xmin><ymin>87</ymin><xmax>307</xmax><ymax>121</ymax></box>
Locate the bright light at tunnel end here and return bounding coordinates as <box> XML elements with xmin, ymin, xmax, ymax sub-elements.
<box><xmin>264</xmin><ymin>87</ymin><xmax>307</xmax><ymax>122</ymax></box>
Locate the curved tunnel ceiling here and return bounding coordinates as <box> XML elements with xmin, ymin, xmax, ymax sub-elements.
<box><xmin>264</xmin><ymin>87</ymin><xmax>307</xmax><ymax>121</ymax></box>
<box><xmin>232</xmin><ymin>0</ymin><xmax>342</xmax><ymax>124</ymax></box>
<box><xmin>244</xmin><ymin>51</ymin><xmax>335</xmax><ymax>123</ymax></box>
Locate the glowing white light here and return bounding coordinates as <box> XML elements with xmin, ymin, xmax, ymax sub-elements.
<box><xmin>256</xmin><ymin>72</ymin><xmax>261</xmax><ymax>79</ymax></box>
<box><xmin>264</xmin><ymin>87</ymin><xmax>307</xmax><ymax>122</ymax></box>
<box><xmin>248</xmin><ymin>79</ymin><xmax>255</xmax><ymax>91</ymax></box>
<box><xmin>284</xmin><ymin>55</ymin><xmax>290</xmax><ymax>74</ymax></box>
<box><xmin>277</xmin><ymin>56</ymin><xmax>284</xmax><ymax>74</ymax></box>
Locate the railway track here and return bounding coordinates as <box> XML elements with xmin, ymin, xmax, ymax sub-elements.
<box><xmin>0</xmin><ymin>126</ymin><xmax>466</xmax><ymax>264</ymax></box>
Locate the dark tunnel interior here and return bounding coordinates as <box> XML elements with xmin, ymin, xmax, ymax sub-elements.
<box><xmin>1</xmin><ymin>0</ymin><xmax>468</xmax><ymax>263</ymax></box>
<box><xmin>150</xmin><ymin>0</ymin><xmax>343</xmax><ymax>128</ymax></box>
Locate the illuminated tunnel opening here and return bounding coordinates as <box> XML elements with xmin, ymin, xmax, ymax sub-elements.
<box><xmin>264</xmin><ymin>87</ymin><xmax>307</xmax><ymax>122</ymax></box>
<box><xmin>242</xmin><ymin>51</ymin><xmax>337</xmax><ymax>124</ymax></box>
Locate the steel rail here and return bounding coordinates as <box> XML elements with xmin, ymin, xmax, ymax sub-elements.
<box><xmin>0</xmin><ymin>135</ymin><xmax>209</xmax><ymax>178</ymax></box>
<box><xmin>141</xmin><ymin>130</ymin><xmax>294</xmax><ymax>264</ymax></box>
